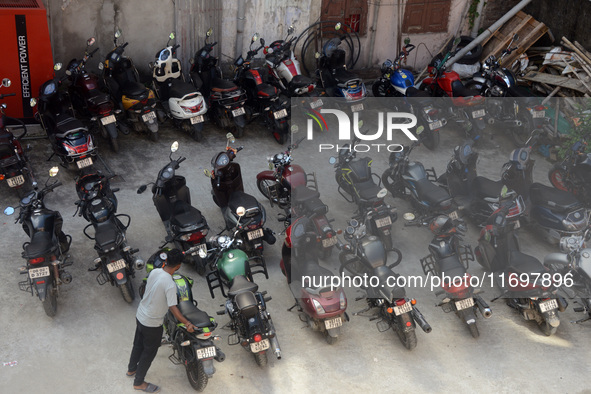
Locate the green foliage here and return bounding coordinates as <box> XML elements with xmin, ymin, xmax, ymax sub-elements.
<box><xmin>467</xmin><ymin>0</ymin><xmax>481</xmax><ymax>30</ymax></box>
<box><xmin>557</xmin><ymin>99</ymin><xmax>591</xmax><ymax>159</ymax></box>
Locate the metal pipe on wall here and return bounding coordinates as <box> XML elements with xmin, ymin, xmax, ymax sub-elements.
<box><xmin>367</xmin><ymin>0</ymin><xmax>380</xmax><ymax>67</ymax></box>
<box><xmin>470</xmin><ymin>0</ymin><xmax>486</xmax><ymax>38</ymax></box>
<box><xmin>236</xmin><ymin>0</ymin><xmax>246</xmax><ymax>58</ymax></box>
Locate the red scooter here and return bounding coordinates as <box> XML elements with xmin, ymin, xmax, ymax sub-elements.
<box><xmin>281</xmin><ymin>216</ymin><xmax>347</xmax><ymax>344</ymax></box>
<box><xmin>418</xmin><ymin>38</ymin><xmax>488</xmax><ymax>141</ymax></box>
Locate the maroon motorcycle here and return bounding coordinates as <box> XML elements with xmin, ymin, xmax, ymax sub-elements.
<box><xmin>66</xmin><ymin>37</ymin><xmax>128</xmax><ymax>152</ymax></box>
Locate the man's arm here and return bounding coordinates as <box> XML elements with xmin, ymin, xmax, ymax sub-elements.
<box><xmin>169</xmin><ymin>305</ymin><xmax>196</xmax><ymax>333</ymax></box>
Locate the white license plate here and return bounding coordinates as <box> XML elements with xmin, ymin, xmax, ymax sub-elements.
<box><xmin>351</xmin><ymin>103</ymin><xmax>364</xmax><ymax>112</ymax></box>
<box><xmin>531</xmin><ymin>110</ymin><xmax>545</xmax><ymax>118</ymax></box>
<box><xmin>322</xmin><ymin>237</ymin><xmax>338</xmax><ymax>248</ymax></box>
<box><xmin>191</xmin><ymin>243</ymin><xmax>207</xmax><ymax>256</ymax></box>
<box><xmin>29</xmin><ymin>266</ymin><xmax>50</xmax><ymax>279</ymax></box>
<box><xmin>247</xmin><ymin>228</ymin><xmax>264</xmax><ymax>240</ymax></box>
<box><xmin>455</xmin><ymin>297</ymin><xmax>475</xmax><ymax>310</ymax></box>
<box><xmin>100</xmin><ymin>115</ymin><xmax>116</xmax><ymax>125</ymax></box>
<box><xmin>196</xmin><ymin>346</ymin><xmax>217</xmax><ymax>360</ymax></box>
<box><xmin>232</xmin><ymin>107</ymin><xmax>245</xmax><ymax>117</ymax></box>
<box><xmin>273</xmin><ymin>108</ymin><xmax>288</xmax><ymax>119</ymax></box>
<box><xmin>472</xmin><ymin>109</ymin><xmax>486</xmax><ymax>118</ymax></box>
<box><xmin>190</xmin><ymin>115</ymin><xmax>204</xmax><ymax>124</ymax></box>
<box><xmin>514</xmin><ymin>220</ymin><xmax>520</xmax><ymax>229</ymax></box>
<box><xmin>250</xmin><ymin>338</ymin><xmax>270</xmax><ymax>353</ymax></box>
<box><xmin>539</xmin><ymin>299</ymin><xmax>558</xmax><ymax>313</ymax></box>
<box><xmin>324</xmin><ymin>317</ymin><xmax>342</xmax><ymax>329</ymax></box>
<box><xmin>310</xmin><ymin>99</ymin><xmax>323</xmax><ymax>109</ymax></box>
<box><xmin>107</xmin><ymin>258</ymin><xmax>126</xmax><ymax>273</ymax></box>
<box><xmin>393</xmin><ymin>301</ymin><xmax>413</xmax><ymax>316</ymax></box>
<box><xmin>76</xmin><ymin>157</ymin><xmax>93</xmax><ymax>169</ymax></box>
<box><xmin>7</xmin><ymin>175</ymin><xmax>25</xmax><ymax>187</ymax></box>
<box><xmin>375</xmin><ymin>216</ymin><xmax>392</xmax><ymax>228</ymax></box>
<box><xmin>429</xmin><ymin>120</ymin><xmax>443</xmax><ymax>130</ymax></box>
<box><xmin>448</xmin><ymin>211</ymin><xmax>459</xmax><ymax>220</ymax></box>
<box><xmin>142</xmin><ymin>111</ymin><xmax>157</xmax><ymax>122</ymax></box>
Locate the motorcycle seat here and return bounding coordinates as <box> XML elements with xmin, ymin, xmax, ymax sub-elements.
<box><xmin>169</xmin><ymin>80</ymin><xmax>198</xmax><ymax>99</ymax></box>
<box><xmin>451</xmin><ymin>80</ymin><xmax>480</xmax><ymax>97</ymax></box>
<box><xmin>333</xmin><ymin>68</ymin><xmax>358</xmax><ymax>85</ymax></box>
<box><xmin>436</xmin><ymin>255</ymin><xmax>466</xmax><ymax>280</ymax></box>
<box><xmin>122</xmin><ymin>81</ymin><xmax>148</xmax><ymax>98</ymax></box>
<box><xmin>291</xmin><ymin>74</ymin><xmax>313</xmax><ymax>87</ymax></box>
<box><xmin>405</xmin><ymin>86</ymin><xmax>431</xmax><ymax>98</ymax></box>
<box><xmin>473</xmin><ymin>176</ymin><xmax>504</xmax><ymax>199</ymax></box>
<box><xmin>54</xmin><ymin>115</ymin><xmax>87</xmax><ymax>138</ymax></box>
<box><xmin>507</xmin><ymin>250</ymin><xmax>546</xmax><ymax>275</ymax></box>
<box><xmin>0</xmin><ymin>143</ymin><xmax>18</xmax><ymax>167</ymax></box>
<box><xmin>171</xmin><ymin>201</ymin><xmax>205</xmax><ymax>230</ymax></box>
<box><xmin>228</xmin><ymin>275</ymin><xmax>259</xmax><ymax>297</ymax></box>
<box><xmin>24</xmin><ymin>231</ymin><xmax>56</xmax><ymax>258</ymax></box>
<box><xmin>95</xmin><ymin>220</ymin><xmax>119</xmax><ymax>249</ymax></box>
<box><xmin>507</xmin><ymin>85</ymin><xmax>533</xmax><ymax>97</ymax></box>
<box><xmin>178</xmin><ymin>300</ymin><xmax>215</xmax><ymax>328</ymax></box>
<box><xmin>413</xmin><ymin>178</ymin><xmax>451</xmax><ymax>206</ymax></box>
<box><xmin>257</xmin><ymin>83</ymin><xmax>278</xmax><ymax>98</ymax></box>
<box><xmin>367</xmin><ymin>266</ymin><xmax>406</xmax><ymax>300</ymax></box>
<box><xmin>301</xmin><ymin>262</ymin><xmax>334</xmax><ymax>293</ymax></box>
<box><xmin>211</xmin><ymin>77</ymin><xmax>238</xmax><ymax>93</ymax></box>
<box><xmin>228</xmin><ymin>191</ymin><xmax>261</xmax><ymax>217</ymax></box>
<box><xmin>529</xmin><ymin>183</ymin><xmax>582</xmax><ymax>212</ymax></box>
<box><xmin>86</xmin><ymin>91</ymin><xmax>112</xmax><ymax>107</ymax></box>
<box><xmin>354</xmin><ymin>180</ymin><xmax>382</xmax><ymax>202</ymax></box>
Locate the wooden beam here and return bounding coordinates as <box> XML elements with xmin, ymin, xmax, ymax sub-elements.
<box><xmin>523</xmin><ymin>71</ymin><xmax>588</xmax><ymax>93</ymax></box>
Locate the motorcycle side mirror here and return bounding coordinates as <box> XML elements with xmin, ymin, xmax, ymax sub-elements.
<box><xmin>416</xmin><ymin>125</ymin><xmax>424</xmax><ymax>135</ymax></box>
<box><xmin>2</xmin><ymin>78</ymin><xmax>11</xmax><ymax>87</ymax></box>
<box><xmin>169</xmin><ymin>32</ymin><xmax>175</xmax><ymax>40</ymax></box>
<box><xmin>87</xmin><ymin>37</ymin><xmax>96</xmax><ymax>47</ymax></box>
<box><xmin>335</xmin><ymin>22</ymin><xmax>342</xmax><ymax>31</ymax></box>
<box><xmin>29</xmin><ymin>98</ymin><xmax>37</xmax><ymax>107</ymax></box>
<box><xmin>328</xmin><ymin>157</ymin><xmax>337</xmax><ymax>165</ymax></box>
<box><xmin>291</xmin><ymin>124</ymin><xmax>299</xmax><ymax>133</ymax></box>
<box><xmin>287</xmin><ymin>25</ymin><xmax>295</xmax><ymax>35</ymax></box>
<box><xmin>404</xmin><ymin>37</ymin><xmax>411</xmax><ymax>45</ymax></box>
<box><xmin>403</xmin><ymin>212</ymin><xmax>416</xmax><ymax>221</ymax></box>
<box><xmin>54</xmin><ymin>63</ymin><xmax>62</xmax><ymax>71</ymax></box>
<box><xmin>500</xmin><ymin>185</ymin><xmax>509</xmax><ymax>199</ymax></box>
<box><xmin>260</xmin><ymin>38</ymin><xmax>265</xmax><ymax>46</ymax></box>
<box><xmin>98</xmin><ymin>62</ymin><xmax>104</xmax><ymax>70</ymax></box>
<box><xmin>252</xmin><ymin>33</ymin><xmax>260</xmax><ymax>43</ymax></box>
<box><xmin>314</xmin><ymin>52</ymin><xmax>321</xmax><ymax>59</ymax></box>
<box><xmin>4</xmin><ymin>207</ymin><xmax>14</xmax><ymax>216</ymax></box>
<box><xmin>377</xmin><ymin>188</ymin><xmax>387</xmax><ymax>199</ymax></box>
<box><xmin>171</xmin><ymin>141</ymin><xmax>179</xmax><ymax>152</ymax></box>
<box><xmin>203</xmin><ymin>169</ymin><xmax>212</xmax><ymax>178</ymax></box>
<box><xmin>226</xmin><ymin>132</ymin><xmax>235</xmax><ymax>143</ymax></box>
<box><xmin>137</xmin><ymin>185</ymin><xmax>147</xmax><ymax>194</ymax></box>
<box><xmin>198</xmin><ymin>248</ymin><xmax>207</xmax><ymax>259</ymax></box>
<box><xmin>236</xmin><ymin>206</ymin><xmax>246</xmax><ymax>217</ymax></box>
<box><xmin>206</xmin><ymin>28</ymin><xmax>213</xmax><ymax>37</ymax></box>
<box><xmin>115</xmin><ymin>28</ymin><xmax>122</xmax><ymax>38</ymax></box>
<box><xmin>49</xmin><ymin>166</ymin><xmax>59</xmax><ymax>177</ymax></box>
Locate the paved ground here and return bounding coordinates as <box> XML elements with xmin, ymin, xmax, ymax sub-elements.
<box><xmin>1</xmin><ymin>105</ymin><xmax>590</xmax><ymax>394</ymax></box>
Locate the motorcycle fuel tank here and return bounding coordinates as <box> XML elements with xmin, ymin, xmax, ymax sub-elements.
<box><xmin>218</xmin><ymin>249</ymin><xmax>249</xmax><ymax>282</ymax></box>
<box><xmin>389</xmin><ymin>69</ymin><xmax>415</xmax><ymax>92</ymax></box>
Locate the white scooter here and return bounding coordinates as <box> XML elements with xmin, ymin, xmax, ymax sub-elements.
<box><xmin>151</xmin><ymin>33</ymin><xmax>208</xmax><ymax>141</ymax></box>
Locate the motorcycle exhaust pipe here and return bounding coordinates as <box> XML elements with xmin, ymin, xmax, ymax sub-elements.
<box><xmin>270</xmin><ymin>335</ymin><xmax>281</xmax><ymax>359</ymax></box>
<box><xmin>60</xmin><ymin>270</ymin><xmax>72</xmax><ymax>284</ymax></box>
<box><xmin>214</xmin><ymin>349</ymin><xmax>226</xmax><ymax>363</ymax></box>
<box><xmin>134</xmin><ymin>257</ymin><xmax>145</xmax><ymax>271</ymax></box>
<box><xmin>557</xmin><ymin>296</ymin><xmax>568</xmax><ymax>313</ymax></box>
<box><xmin>474</xmin><ymin>295</ymin><xmax>492</xmax><ymax>318</ymax></box>
<box><xmin>411</xmin><ymin>307</ymin><xmax>432</xmax><ymax>333</ymax></box>
<box><xmin>487</xmin><ymin>117</ymin><xmax>495</xmax><ymax>125</ymax></box>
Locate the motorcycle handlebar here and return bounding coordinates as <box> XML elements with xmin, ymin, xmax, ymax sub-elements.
<box><xmin>173</xmin><ymin>44</ymin><xmax>181</xmax><ymax>52</ymax></box>
<box><xmin>122</xmin><ymin>42</ymin><xmax>129</xmax><ymax>49</ymax></box>
<box><xmin>177</xmin><ymin>157</ymin><xmax>186</xmax><ymax>165</ymax></box>
<box><xmin>89</xmin><ymin>48</ymin><xmax>99</xmax><ymax>57</ymax></box>
<box><xmin>236</xmin><ymin>146</ymin><xmax>244</xmax><ymax>152</ymax></box>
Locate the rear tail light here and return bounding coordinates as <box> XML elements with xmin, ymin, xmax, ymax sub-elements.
<box><xmin>534</xmin><ymin>105</ymin><xmax>547</xmax><ymax>111</ymax></box>
<box><xmin>29</xmin><ymin>257</ymin><xmax>45</xmax><ymax>264</ymax></box>
<box><xmin>253</xmin><ymin>333</ymin><xmax>262</xmax><ymax>342</ymax></box>
<box><xmin>507</xmin><ymin>197</ymin><xmax>524</xmax><ymax>218</ymax></box>
<box><xmin>440</xmin><ymin>199</ymin><xmax>453</xmax><ymax>211</ymax></box>
<box><xmin>395</xmin><ymin>298</ymin><xmax>406</xmax><ymax>306</ymax></box>
<box><xmin>428</xmin><ymin>109</ymin><xmax>438</xmax><ymax>116</ymax></box>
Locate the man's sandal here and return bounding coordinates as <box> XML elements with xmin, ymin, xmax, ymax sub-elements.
<box><xmin>134</xmin><ymin>383</ymin><xmax>160</xmax><ymax>393</ymax></box>
<box><xmin>126</xmin><ymin>371</ymin><xmax>136</xmax><ymax>377</ymax></box>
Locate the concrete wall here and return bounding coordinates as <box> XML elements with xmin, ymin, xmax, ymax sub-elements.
<box><xmin>525</xmin><ymin>0</ymin><xmax>591</xmax><ymax>48</ymax></box>
<box><xmin>479</xmin><ymin>0</ymin><xmax>521</xmax><ymax>33</ymax></box>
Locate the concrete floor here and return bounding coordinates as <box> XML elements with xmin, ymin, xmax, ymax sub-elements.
<box><xmin>1</xmin><ymin>107</ymin><xmax>590</xmax><ymax>394</ymax></box>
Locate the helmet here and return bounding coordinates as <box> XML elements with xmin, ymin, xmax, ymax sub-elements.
<box><xmin>429</xmin><ymin>215</ymin><xmax>454</xmax><ymax>236</ymax></box>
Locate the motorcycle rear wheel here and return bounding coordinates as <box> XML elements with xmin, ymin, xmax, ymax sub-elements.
<box><xmin>254</xmin><ymin>351</ymin><xmax>268</xmax><ymax>367</ymax></box>
<box><xmin>186</xmin><ymin>360</ymin><xmax>208</xmax><ymax>392</ymax></box>
<box><xmin>540</xmin><ymin>321</ymin><xmax>557</xmax><ymax>336</ymax></box>
<box><xmin>110</xmin><ymin>135</ymin><xmax>120</xmax><ymax>153</ymax></box>
<box><xmin>43</xmin><ymin>288</ymin><xmax>58</xmax><ymax>317</ymax></box>
<box><xmin>150</xmin><ymin>131</ymin><xmax>159</xmax><ymax>142</ymax></box>
<box><xmin>120</xmin><ymin>280</ymin><xmax>135</xmax><ymax>304</ymax></box>
<box><xmin>324</xmin><ymin>330</ymin><xmax>338</xmax><ymax>345</ymax></box>
<box><xmin>467</xmin><ymin>321</ymin><xmax>480</xmax><ymax>338</ymax></box>
<box><xmin>421</xmin><ymin>130</ymin><xmax>440</xmax><ymax>150</ymax></box>
<box><xmin>233</xmin><ymin>125</ymin><xmax>245</xmax><ymax>138</ymax></box>
<box><xmin>394</xmin><ymin>323</ymin><xmax>417</xmax><ymax>350</ymax></box>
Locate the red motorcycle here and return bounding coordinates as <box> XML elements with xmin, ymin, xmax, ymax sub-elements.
<box><xmin>280</xmin><ymin>216</ymin><xmax>347</xmax><ymax>344</ymax></box>
<box><xmin>66</xmin><ymin>37</ymin><xmax>127</xmax><ymax>153</ymax></box>
<box><xmin>418</xmin><ymin>38</ymin><xmax>488</xmax><ymax>141</ymax></box>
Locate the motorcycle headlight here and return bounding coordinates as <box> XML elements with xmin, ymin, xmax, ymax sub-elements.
<box><xmin>312</xmin><ymin>299</ymin><xmax>326</xmax><ymax>315</ymax></box>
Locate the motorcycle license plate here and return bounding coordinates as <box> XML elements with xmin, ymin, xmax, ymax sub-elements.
<box><xmin>76</xmin><ymin>157</ymin><xmax>93</xmax><ymax>169</ymax></box>
<box><xmin>531</xmin><ymin>110</ymin><xmax>545</xmax><ymax>118</ymax></box>
<box><xmin>191</xmin><ymin>243</ymin><xmax>207</xmax><ymax>257</ymax></box>
<box><xmin>455</xmin><ymin>298</ymin><xmax>475</xmax><ymax>311</ymax></box>
<box><xmin>100</xmin><ymin>115</ymin><xmax>116</xmax><ymax>125</ymax></box>
<box><xmin>250</xmin><ymin>338</ymin><xmax>270</xmax><ymax>353</ymax></box>
<box><xmin>429</xmin><ymin>120</ymin><xmax>443</xmax><ymax>130</ymax></box>
<box><xmin>247</xmin><ymin>228</ymin><xmax>264</xmax><ymax>240</ymax></box>
<box><xmin>351</xmin><ymin>103</ymin><xmax>364</xmax><ymax>112</ymax></box>
<box><xmin>142</xmin><ymin>111</ymin><xmax>157</xmax><ymax>122</ymax></box>
<box><xmin>322</xmin><ymin>237</ymin><xmax>338</xmax><ymax>248</ymax></box>
<box><xmin>232</xmin><ymin>107</ymin><xmax>245</xmax><ymax>117</ymax></box>
<box><xmin>273</xmin><ymin>109</ymin><xmax>288</xmax><ymax>120</ymax></box>
<box><xmin>7</xmin><ymin>175</ymin><xmax>25</xmax><ymax>187</ymax></box>
<box><xmin>310</xmin><ymin>99</ymin><xmax>323</xmax><ymax>109</ymax></box>
<box><xmin>190</xmin><ymin>115</ymin><xmax>204</xmax><ymax>124</ymax></box>
<box><xmin>29</xmin><ymin>266</ymin><xmax>50</xmax><ymax>279</ymax></box>
<box><xmin>107</xmin><ymin>258</ymin><xmax>126</xmax><ymax>273</ymax></box>
<box><xmin>448</xmin><ymin>211</ymin><xmax>459</xmax><ymax>220</ymax></box>
<box><xmin>514</xmin><ymin>220</ymin><xmax>520</xmax><ymax>229</ymax></box>
<box><xmin>375</xmin><ymin>216</ymin><xmax>392</xmax><ymax>228</ymax></box>
<box><xmin>472</xmin><ymin>109</ymin><xmax>486</xmax><ymax>118</ymax></box>
<box><xmin>539</xmin><ymin>299</ymin><xmax>558</xmax><ymax>313</ymax></box>
<box><xmin>196</xmin><ymin>346</ymin><xmax>217</xmax><ymax>360</ymax></box>
<box><xmin>324</xmin><ymin>317</ymin><xmax>342</xmax><ymax>330</ymax></box>
<box><xmin>393</xmin><ymin>301</ymin><xmax>413</xmax><ymax>316</ymax></box>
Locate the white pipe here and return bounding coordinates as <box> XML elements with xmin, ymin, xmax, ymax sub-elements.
<box><xmin>235</xmin><ymin>0</ymin><xmax>246</xmax><ymax>58</ymax></box>
<box><xmin>367</xmin><ymin>0</ymin><xmax>380</xmax><ymax>67</ymax></box>
<box><xmin>470</xmin><ymin>0</ymin><xmax>486</xmax><ymax>38</ymax></box>
<box><xmin>447</xmin><ymin>0</ymin><xmax>532</xmax><ymax>67</ymax></box>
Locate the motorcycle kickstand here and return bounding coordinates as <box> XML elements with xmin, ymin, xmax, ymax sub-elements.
<box><xmin>353</xmin><ymin>305</ymin><xmax>372</xmax><ymax>316</ymax></box>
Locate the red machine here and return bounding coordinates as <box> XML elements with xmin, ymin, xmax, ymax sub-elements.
<box><xmin>0</xmin><ymin>0</ymin><xmax>54</xmax><ymax>118</ymax></box>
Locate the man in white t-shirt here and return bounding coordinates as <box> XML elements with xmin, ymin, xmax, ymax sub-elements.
<box><xmin>126</xmin><ymin>249</ymin><xmax>196</xmax><ymax>393</ymax></box>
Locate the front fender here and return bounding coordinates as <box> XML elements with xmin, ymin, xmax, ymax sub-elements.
<box><xmin>256</xmin><ymin>170</ymin><xmax>275</xmax><ymax>182</ymax></box>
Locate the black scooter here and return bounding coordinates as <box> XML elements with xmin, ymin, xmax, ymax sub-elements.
<box><xmin>190</xmin><ymin>28</ymin><xmax>248</xmax><ymax>138</ymax></box>
<box><xmin>204</xmin><ymin>133</ymin><xmax>275</xmax><ymax>257</ymax></box>
<box><xmin>75</xmin><ymin>168</ymin><xmax>143</xmax><ymax>303</ymax></box>
<box><xmin>138</xmin><ymin>142</ymin><xmax>210</xmax><ymax>275</ymax></box>
<box><xmin>16</xmin><ymin>168</ymin><xmax>73</xmax><ymax>317</ymax></box>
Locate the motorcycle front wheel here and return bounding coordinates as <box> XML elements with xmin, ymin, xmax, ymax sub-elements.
<box><xmin>186</xmin><ymin>360</ymin><xmax>208</xmax><ymax>391</ymax></box>
<box><xmin>371</xmin><ymin>79</ymin><xmax>391</xmax><ymax>98</ymax></box>
<box><xmin>272</xmin><ymin>120</ymin><xmax>289</xmax><ymax>145</ymax></box>
<box><xmin>42</xmin><ymin>287</ymin><xmax>58</xmax><ymax>317</ymax></box>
